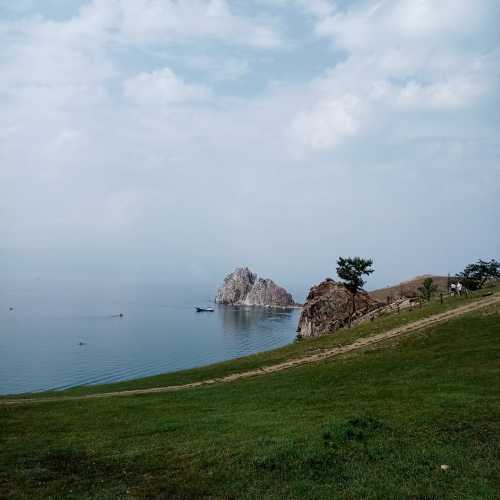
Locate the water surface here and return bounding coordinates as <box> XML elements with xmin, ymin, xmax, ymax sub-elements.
<box><xmin>0</xmin><ymin>300</ymin><xmax>300</xmax><ymax>395</ymax></box>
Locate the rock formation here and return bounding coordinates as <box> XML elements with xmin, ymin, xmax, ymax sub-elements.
<box><xmin>245</xmin><ymin>278</ymin><xmax>294</xmax><ymax>306</ymax></box>
<box><xmin>215</xmin><ymin>267</ymin><xmax>257</xmax><ymax>305</ymax></box>
<box><xmin>297</xmin><ymin>279</ymin><xmax>382</xmax><ymax>338</ymax></box>
<box><xmin>215</xmin><ymin>267</ymin><xmax>295</xmax><ymax>307</ymax></box>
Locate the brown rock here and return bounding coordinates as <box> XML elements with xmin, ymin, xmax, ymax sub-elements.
<box><xmin>297</xmin><ymin>279</ymin><xmax>382</xmax><ymax>338</ymax></box>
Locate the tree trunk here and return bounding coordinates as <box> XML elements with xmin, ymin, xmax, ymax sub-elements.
<box><xmin>349</xmin><ymin>292</ymin><xmax>356</xmax><ymax>328</ymax></box>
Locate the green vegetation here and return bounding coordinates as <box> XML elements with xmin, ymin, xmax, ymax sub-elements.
<box><xmin>458</xmin><ymin>259</ymin><xmax>500</xmax><ymax>290</ymax></box>
<box><xmin>336</xmin><ymin>256</ymin><xmax>375</xmax><ymax>292</ymax></box>
<box><xmin>1</xmin><ymin>293</ymin><xmax>500</xmax><ymax>499</ymax></box>
<box><xmin>418</xmin><ymin>277</ymin><xmax>437</xmax><ymax>302</ymax></box>
<box><xmin>336</xmin><ymin>256</ymin><xmax>374</xmax><ymax>323</ymax></box>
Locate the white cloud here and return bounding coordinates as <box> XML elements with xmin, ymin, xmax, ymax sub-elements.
<box><xmin>1</xmin><ymin>25</ymin><xmax>108</xmax><ymax>86</ymax></box>
<box><xmin>124</xmin><ymin>67</ymin><xmax>211</xmax><ymax>105</ymax></box>
<box><xmin>292</xmin><ymin>0</ymin><xmax>334</xmax><ymax>19</ymax></box>
<box><xmin>286</xmin><ymin>0</ymin><xmax>498</xmax><ymax>152</ymax></box>
<box><xmin>108</xmin><ymin>0</ymin><xmax>283</xmax><ymax>48</ymax></box>
<box><xmin>396</xmin><ymin>77</ymin><xmax>487</xmax><ymax>110</ymax></box>
<box><xmin>290</xmin><ymin>94</ymin><xmax>361</xmax><ymax>151</ymax></box>
<box><xmin>185</xmin><ymin>56</ymin><xmax>251</xmax><ymax>82</ymax></box>
<box><xmin>260</xmin><ymin>0</ymin><xmax>334</xmax><ymax>19</ymax></box>
<box><xmin>1</xmin><ymin>0</ymin><xmax>499</xmax><ymax>288</ymax></box>
<box><xmin>315</xmin><ymin>0</ymin><xmax>490</xmax><ymax>50</ymax></box>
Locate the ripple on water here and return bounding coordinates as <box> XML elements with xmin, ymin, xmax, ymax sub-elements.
<box><xmin>0</xmin><ymin>306</ymin><xmax>300</xmax><ymax>394</ymax></box>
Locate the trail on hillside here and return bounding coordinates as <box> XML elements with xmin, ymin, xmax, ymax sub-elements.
<box><xmin>2</xmin><ymin>294</ymin><xmax>499</xmax><ymax>406</ymax></box>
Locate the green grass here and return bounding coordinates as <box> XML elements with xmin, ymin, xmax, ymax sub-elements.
<box><xmin>1</xmin><ymin>300</ymin><xmax>499</xmax><ymax>499</ymax></box>
<box><xmin>3</xmin><ymin>286</ymin><xmax>497</xmax><ymax>400</ymax></box>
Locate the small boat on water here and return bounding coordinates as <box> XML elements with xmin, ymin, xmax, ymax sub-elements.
<box><xmin>195</xmin><ymin>307</ymin><xmax>214</xmax><ymax>312</ymax></box>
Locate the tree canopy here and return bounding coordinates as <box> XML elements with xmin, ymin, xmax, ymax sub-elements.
<box><xmin>457</xmin><ymin>259</ymin><xmax>500</xmax><ymax>290</ymax></box>
<box><xmin>336</xmin><ymin>257</ymin><xmax>374</xmax><ymax>294</ymax></box>
<box><xmin>418</xmin><ymin>277</ymin><xmax>437</xmax><ymax>301</ymax></box>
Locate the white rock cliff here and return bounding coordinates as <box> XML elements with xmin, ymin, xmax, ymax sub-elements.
<box><xmin>215</xmin><ymin>267</ymin><xmax>294</xmax><ymax>307</ymax></box>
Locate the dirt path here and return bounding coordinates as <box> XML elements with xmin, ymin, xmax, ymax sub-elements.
<box><xmin>2</xmin><ymin>294</ymin><xmax>499</xmax><ymax>406</ymax></box>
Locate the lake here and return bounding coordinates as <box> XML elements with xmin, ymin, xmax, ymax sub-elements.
<box><xmin>0</xmin><ymin>298</ymin><xmax>300</xmax><ymax>395</ymax></box>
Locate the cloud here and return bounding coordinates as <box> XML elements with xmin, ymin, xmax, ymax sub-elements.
<box><xmin>290</xmin><ymin>94</ymin><xmax>361</xmax><ymax>151</ymax></box>
<box><xmin>184</xmin><ymin>56</ymin><xmax>251</xmax><ymax>82</ymax></box>
<box><xmin>1</xmin><ymin>0</ymin><xmax>499</xmax><ymax>291</ymax></box>
<box><xmin>106</xmin><ymin>0</ymin><xmax>283</xmax><ymax>48</ymax></box>
<box><xmin>286</xmin><ymin>0</ymin><xmax>499</xmax><ymax>152</ymax></box>
<box><xmin>314</xmin><ymin>0</ymin><xmax>491</xmax><ymax>48</ymax></box>
<box><xmin>124</xmin><ymin>67</ymin><xmax>211</xmax><ymax>105</ymax></box>
<box><xmin>294</xmin><ymin>0</ymin><xmax>334</xmax><ymax>19</ymax></box>
<box><xmin>395</xmin><ymin>77</ymin><xmax>487</xmax><ymax>110</ymax></box>
<box><xmin>260</xmin><ymin>0</ymin><xmax>334</xmax><ymax>19</ymax></box>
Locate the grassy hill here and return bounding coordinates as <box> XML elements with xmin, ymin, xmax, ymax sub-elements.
<box><xmin>1</xmin><ymin>290</ymin><xmax>500</xmax><ymax>499</ymax></box>
<box><xmin>369</xmin><ymin>275</ymin><xmax>451</xmax><ymax>302</ymax></box>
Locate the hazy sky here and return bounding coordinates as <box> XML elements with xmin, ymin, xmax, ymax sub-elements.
<box><xmin>1</xmin><ymin>0</ymin><xmax>499</xmax><ymax>301</ymax></box>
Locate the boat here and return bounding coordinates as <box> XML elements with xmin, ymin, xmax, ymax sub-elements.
<box><xmin>195</xmin><ymin>307</ymin><xmax>214</xmax><ymax>312</ymax></box>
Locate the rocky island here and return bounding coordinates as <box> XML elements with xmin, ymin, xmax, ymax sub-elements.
<box><xmin>215</xmin><ymin>267</ymin><xmax>295</xmax><ymax>307</ymax></box>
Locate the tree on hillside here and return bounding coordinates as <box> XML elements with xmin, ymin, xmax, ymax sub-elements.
<box><xmin>336</xmin><ymin>257</ymin><xmax>374</xmax><ymax>326</ymax></box>
<box><xmin>418</xmin><ymin>277</ymin><xmax>437</xmax><ymax>302</ymax></box>
<box><xmin>457</xmin><ymin>259</ymin><xmax>500</xmax><ymax>290</ymax></box>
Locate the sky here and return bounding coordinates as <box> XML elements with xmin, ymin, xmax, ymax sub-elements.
<box><xmin>1</xmin><ymin>0</ymin><xmax>499</xmax><ymax>302</ymax></box>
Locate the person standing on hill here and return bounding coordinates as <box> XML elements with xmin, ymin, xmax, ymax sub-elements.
<box><xmin>457</xmin><ymin>282</ymin><xmax>463</xmax><ymax>296</ymax></box>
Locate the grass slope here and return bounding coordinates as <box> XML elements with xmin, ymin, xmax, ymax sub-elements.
<box><xmin>1</xmin><ymin>302</ymin><xmax>499</xmax><ymax>499</ymax></box>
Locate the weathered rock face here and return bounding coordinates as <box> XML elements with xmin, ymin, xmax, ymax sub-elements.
<box><xmin>215</xmin><ymin>268</ymin><xmax>294</xmax><ymax>306</ymax></box>
<box><xmin>297</xmin><ymin>279</ymin><xmax>382</xmax><ymax>338</ymax></box>
<box><xmin>215</xmin><ymin>267</ymin><xmax>257</xmax><ymax>305</ymax></box>
<box><xmin>245</xmin><ymin>278</ymin><xmax>294</xmax><ymax>306</ymax></box>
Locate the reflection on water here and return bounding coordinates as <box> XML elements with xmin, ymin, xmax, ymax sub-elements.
<box><xmin>0</xmin><ymin>303</ymin><xmax>300</xmax><ymax>395</ymax></box>
<box><xmin>219</xmin><ymin>305</ymin><xmax>294</xmax><ymax>333</ymax></box>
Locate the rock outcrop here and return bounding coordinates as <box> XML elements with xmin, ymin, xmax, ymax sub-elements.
<box><xmin>245</xmin><ymin>278</ymin><xmax>294</xmax><ymax>306</ymax></box>
<box><xmin>215</xmin><ymin>267</ymin><xmax>294</xmax><ymax>307</ymax></box>
<box><xmin>215</xmin><ymin>267</ymin><xmax>257</xmax><ymax>305</ymax></box>
<box><xmin>297</xmin><ymin>279</ymin><xmax>382</xmax><ymax>338</ymax></box>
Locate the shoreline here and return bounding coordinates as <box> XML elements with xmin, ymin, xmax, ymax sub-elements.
<box><xmin>1</xmin><ymin>308</ymin><xmax>303</xmax><ymax>397</ymax></box>
<box><xmin>1</xmin><ymin>303</ymin><xmax>303</xmax><ymax>397</ymax></box>
<box><xmin>2</xmin><ymin>292</ymin><xmax>499</xmax><ymax>404</ymax></box>
<box><xmin>1</xmin><ymin>289</ymin><xmax>495</xmax><ymax>401</ymax></box>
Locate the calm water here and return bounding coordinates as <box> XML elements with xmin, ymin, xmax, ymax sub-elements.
<box><xmin>0</xmin><ymin>299</ymin><xmax>300</xmax><ymax>395</ymax></box>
